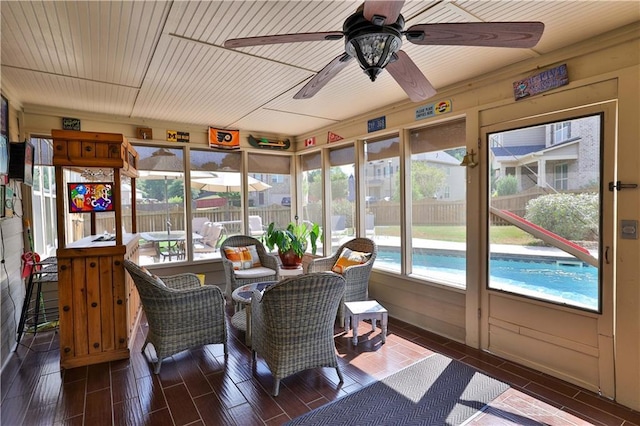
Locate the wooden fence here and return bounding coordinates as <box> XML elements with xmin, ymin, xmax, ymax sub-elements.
<box><xmin>86</xmin><ymin>188</ymin><xmax>549</xmax><ymax>237</ymax></box>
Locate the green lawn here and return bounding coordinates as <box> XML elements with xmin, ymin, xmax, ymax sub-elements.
<box><xmin>377</xmin><ymin>225</ymin><xmax>538</xmax><ymax>246</ymax></box>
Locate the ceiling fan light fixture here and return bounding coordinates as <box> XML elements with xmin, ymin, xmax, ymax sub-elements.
<box><xmin>346</xmin><ymin>33</ymin><xmax>402</xmax><ymax>81</ymax></box>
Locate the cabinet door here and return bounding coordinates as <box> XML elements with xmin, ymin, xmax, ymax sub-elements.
<box><xmin>112</xmin><ymin>258</ymin><xmax>129</xmax><ymax>350</ymax></box>
<box><xmin>99</xmin><ymin>256</ymin><xmax>115</xmax><ymax>352</ymax></box>
<box><xmin>85</xmin><ymin>256</ymin><xmax>103</xmax><ymax>355</ymax></box>
<box><xmin>58</xmin><ymin>258</ymin><xmax>75</xmax><ymax>361</ymax></box>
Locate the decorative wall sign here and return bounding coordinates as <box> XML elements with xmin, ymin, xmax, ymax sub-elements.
<box><xmin>327</xmin><ymin>131</ymin><xmax>344</xmax><ymax>143</ymax></box>
<box><xmin>62</xmin><ymin>117</ymin><xmax>81</xmax><ymax>131</ymax></box>
<box><xmin>367</xmin><ymin>116</ymin><xmax>386</xmax><ymax>133</ymax></box>
<box><xmin>177</xmin><ymin>132</ymin><xmax>189</xmax><ymax>143</ymax></box>
<box><xmin>513</xmin><ymin>64</ymin><xmax>568</xmax><ymax>100</ymax></box>
<box><xmin>248</xmin><ymin>135</ymin><xmax>290</xmax><ymax>150</ymax></box>
<box><xmin>209</xmin><ymin>127</ymin><xmax>240</xmax><ymax>150</ymax></box>
<box><xmin>167</xmin><ymin>130</ymin><xmax>190</xmax><ymax>143</ymax></box>
<box><xmin>415</xmin><ymin>99</ymin><xmax>452</xmax><ymax>121</ymax></box>
<box><xmin>136</xmin><ymin>127</ymin><xmax>153</xmax><ymax>140</ymax></box>
<box><xmin>304</xmin><ymin>137</ymin><xmax>316</xmax><ymax>147</ymax></box>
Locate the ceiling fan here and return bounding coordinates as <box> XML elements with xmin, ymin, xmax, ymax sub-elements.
<box><xmin>224</xmin><ymin>1</ymin><xmax>544</xmax><ymax>102</ymax></box>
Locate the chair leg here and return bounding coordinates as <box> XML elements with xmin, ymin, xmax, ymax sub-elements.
<box><xmin>273</xmin><ymin>379</ymin><xmax>281</xmax><ymax>397</ymax></box>
<box><xmin>141</xmin><ymin>340</ymin><xmax>149</xmax><ymax>353</ymax></box>
<box><xmin>154</xmin><ymin>358</ymin><xmax>162</xmax><ymax>374</ymax></box>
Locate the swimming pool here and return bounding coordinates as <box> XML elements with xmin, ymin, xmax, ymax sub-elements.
<box><xmin>375</xmin><ymin>249</ymin><xmax>599</xmax><ymax>310</ymax></box>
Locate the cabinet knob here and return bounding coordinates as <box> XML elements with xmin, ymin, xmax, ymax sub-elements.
<box><xmin>93</xmin><ymin>343</ymin><xmax>100</xmax><ymax>349</ymax></box>
<box><xmin>119</xmin><ymin>338</ymin><xmax>125</xmax><ymax>344</ymax></box>
<box><xmin>117</xmin><ymin>299</ymin><xmax>123</xmax><ymax>305</ymax></box>
<box><xmin>64</xmin><ymin>347</ymin><xmax>71</xmax><ymax>353</ymax></box>
<box><xmin>85</xmin><ymin>145</ymin><xmax>93</xmax><ymax>152</ymax></box>
<box><xmin>90</xmin><ymin>262</ymin><xmax>96</xmax><ymax>268</ymax></box>
<box><xmin>60</xmin><ymin>265</ymin><xmax>67</xmax><ymax>271</ymax></box>
<box><xmin>114</xmin><ymin>260</ymin><xmax>121</xmax><ymax>266</ymax></box>
<box><xmin>63</xmin><ymin>305</ymin><xmax>70</xmax><ymax>312</ymax></box>
<box><xmin>91</xmin><ymin>302</ymin><xmax>98</xmax><ymax>308</ymax></box>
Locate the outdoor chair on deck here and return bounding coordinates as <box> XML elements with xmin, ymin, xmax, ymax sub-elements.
<box><xmin>123</xmin><ymin>260</ymin><xmax>227</xmax><ymax>373</ymax></box>
<box><xmin>220</xmin><ymin>235</ymin><xmax>279</xmax><ymax>304</ymax></box>
<box><xmin>251</xmin><ymin>272</ymin><xmax>346</xmax><ymax>396</ymax></box>
<box><xmin>248</xmin><ymin>215</ymin><xmax>266</xmax><ymax>238</ymax></box>
<box><xmin>193</xmin><ymin>222</ymin><xmax>224</xmax><ymax>255</ymax></box>
<box><xmin>308</xmin><ymin>238</ymin><xmax>377</xmax><ymax>327</ymax></box>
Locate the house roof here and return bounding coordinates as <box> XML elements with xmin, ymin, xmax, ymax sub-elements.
<box><xmin>491</xmin><ymin>145</ymin><xmax>546</xmax><ymax>157</ymax></box>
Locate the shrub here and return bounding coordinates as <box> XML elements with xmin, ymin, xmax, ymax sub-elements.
<box><xmin>525</xmin><ymin>193</ymin><xmax>598</xmax><ymax>241</ymax></box>
<box><xmin>494</xmin><ymin>175</ymin><xmax>518</xmax><ymax>196</ymax></box>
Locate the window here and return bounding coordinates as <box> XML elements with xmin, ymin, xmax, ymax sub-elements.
<box><xmin>188</xmin><ymin>149</ymin><xmax>242</xmax><ymax>261</ymax></box>
<box><xmin>328</xmin><ymin>145</ymin><xmax>355</xmax><ymax>253</ymax></box>
<box><xmin>554</xmin><ymin>163</ymin><xmax>569</xmax><ymax>190</ymax></box>
<box><xmin>30</xmin><ymin>137</ymin><xmax>57</xmax><ymax>258</ymax></box>
<box><xmin>364</xmin><ymin>136</ymin><xmax>400</xmax><ymax>272</ymax></box>
<box><xmin>301</xmin><ymin>152</ymin><xmax>323</xmax><ymax>255</ymax></box>
<box><xmin>135</xmin><ymin>146</ymin><xmax>188</xmax><ymax>265</ymax></box>
<box><xmin>552</xmin><ymin>122</ymin><xmax>571</xmax><ymax>144</ymax></box>
<box><xmin>409</xmin><ymin>119</ymin><xmax>467</xmax><ymax>287</ymax></box>
<box><xmin>488</xmin><ymin>115</ymin><xmax>601</xmax><ymax>311</ymax></box>
<box><xmin>248</xmin><ymin>152</ymin><xmax>292</xmax><ymax>238</ymax></box>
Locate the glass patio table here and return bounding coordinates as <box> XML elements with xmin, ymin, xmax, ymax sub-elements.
<box><xmin>231</xmin><ymin>281</ymin><xmax>277</xmax><ymax>346</ymax></box>
<box><xmin>140</xmin><ymin>231</ymin><xmax>202</xmax><ymax>261</ymax></box>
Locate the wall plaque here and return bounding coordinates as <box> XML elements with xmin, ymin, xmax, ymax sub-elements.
<box><xmin>62</xmin><ymin>117</ymin><xmax>81</xmax><ymax>131</ymax></box>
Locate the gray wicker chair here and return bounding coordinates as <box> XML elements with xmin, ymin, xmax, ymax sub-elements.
<box><xmin>251</xmin><ymin>272</ymin><xmax>346</xmax><ymax>396</ymax></box>
<box><xmin>308</xmin><ymin>238</ymin><xmax>377</xmax><ymax>327</ymax></box>
<box><xmin>220</xmin><ymin>235</ymin><xmax>279</xmax><ymax>302</ymax></box>
<box><xmin>123</xmin><ymin>260</ymin><xmax>227</xmax><ymax>374</ymax></box>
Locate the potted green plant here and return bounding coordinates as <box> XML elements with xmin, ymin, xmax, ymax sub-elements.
<box><xmin>263</xmin><ymin>221</ymin><xmax>322</xmax><ymax>268</ymax></box>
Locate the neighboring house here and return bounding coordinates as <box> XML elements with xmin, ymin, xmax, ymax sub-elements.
<box><xmin>490</xmin><ymin>115</ymin><xmax>600</xmax><ymax>192</ymax></box>
<box><xmin>411</xmin><ymin>151</ymin><xmax>466</xmax><ymax>201</ymax></box>
<box><xmin>364</xmin><ymin>152</ymin><xmax>465</xmax><ymax>201</ymax></box>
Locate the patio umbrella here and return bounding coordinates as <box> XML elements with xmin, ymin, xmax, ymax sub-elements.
<box><xmin>137</xmin><ymin>148</ymin><xmax>215</xmax><ymax>232</ymax></box>
<box><xmin>191</xmin><ymin>171</ymin><xmax>271</xmax><ymax>193</ymax></box>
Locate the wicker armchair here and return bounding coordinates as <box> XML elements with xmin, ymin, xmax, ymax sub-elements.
<box><xmin>123</xmin><ymin>260</ymin><xmax>227</xmax><ymax>373</ymax></box>
<box><xmin>220</xmin><ymin>235</ymin><xmax>279</xmax><ymax>301</ymax></box>
<box><xmin>308</xmin><ymin>238</ymin><xmax>377</xmax><ymax>327</ymax></box>
<box><xmin>251</xmin><ymin>272</ymin><xmax>346</xmax><ymax>396</ymax></box>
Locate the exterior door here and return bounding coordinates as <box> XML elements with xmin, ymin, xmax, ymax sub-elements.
<box><xmin>479</xmin><ymin>86</ymin><xmax>617</xmax><ymax>397</ymax></box>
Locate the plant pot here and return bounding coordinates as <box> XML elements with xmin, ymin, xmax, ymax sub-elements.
<box><xmin>278</xmin><ymin>249</ymin><xmax>303</xmax><ymax>269</ymax></box>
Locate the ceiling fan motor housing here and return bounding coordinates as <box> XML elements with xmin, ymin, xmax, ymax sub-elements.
<box><xmin>344</xmin><ymin>10</ymin><xmax>404</xmax><ymax>82</ymax></box>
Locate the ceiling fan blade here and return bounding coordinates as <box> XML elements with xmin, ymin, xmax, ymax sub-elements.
<box><xmin>225</xmin><ymin>31</ymin><xmax>343</xmax><ymax>48</ymax></box>
<box><xmin>406</xmin><ymin>22</ymin><xmax>545</xmax><ymax>48</ymax></box>
<box><xmin>294</xmin><ymin>53</ymin><xmax>353</xmax><ymax>99</ymax></box>
<box><xmin>363</xmin><ymin>0</ymin><xmax>405</xmax><ymax>25</ymax></box>
<box><xmin>386</xmin><ymin>50</ymin><xmax>436</xmax><ymax>102</ymax></box>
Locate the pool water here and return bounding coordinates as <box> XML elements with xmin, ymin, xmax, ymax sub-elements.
<box><xmin>376</xmin><ymin>250</ymin><xmax>599</xmax><ymax>310</ymax></box>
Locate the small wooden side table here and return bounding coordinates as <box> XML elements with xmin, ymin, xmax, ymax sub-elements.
<box><xmin>344</xmin><ymin>300</ymin><xmax>388</xmax><ymax>345</ymax></box>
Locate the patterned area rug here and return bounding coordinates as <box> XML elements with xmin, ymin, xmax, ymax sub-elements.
<box><xmin>286</xmin><ymin>353</ymin><xmax>510</xmax><ymax>425</ymax></box>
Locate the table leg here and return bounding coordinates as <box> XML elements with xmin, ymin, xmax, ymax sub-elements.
<box><xmin>352</xmin><ymin>314</ymin><xmax>359</xmax><ymax>345</ymax></box>
<box><xmin>245</xmin><ymin>304</ymin><xmax>252</xmax><ymax>346</ymax></box>
<box><xmin>345</xmin><ymin>312</ymin><xmax>351</xmax><ymax>334</ymax></box>
<box><xmin>381</xmin><ymin>312</ymin><xmax>388</xmax><ymax>344</ymax></box>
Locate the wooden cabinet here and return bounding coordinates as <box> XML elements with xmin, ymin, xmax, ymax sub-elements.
<box><xmin>53</xmin><ymin>130</ymin><xmax>141</xmax><ymax>369</ymax></box>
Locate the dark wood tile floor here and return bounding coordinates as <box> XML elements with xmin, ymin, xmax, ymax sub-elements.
<box><xmin>2</xmin><ymin>306</ymin><xmax>639</xmax><ymax>426</ymax></box>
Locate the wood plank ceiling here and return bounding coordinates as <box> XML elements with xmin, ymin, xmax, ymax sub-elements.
<box><xmin>1</xmin><ymin>1</ymin><xmax>638</xmax><ymax>137</ymax></box>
